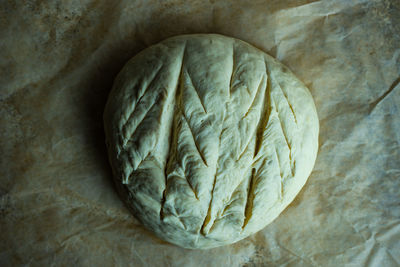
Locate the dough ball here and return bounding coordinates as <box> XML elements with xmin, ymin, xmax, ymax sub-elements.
<box><xmin>103</xmin><ymin>34</ymin><xmax>319</xmax><ymax>249</ymax></box>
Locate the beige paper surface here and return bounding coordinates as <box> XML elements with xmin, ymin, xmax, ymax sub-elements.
<box><xmin>1</xmin><ymin>0</ymin><xmax>399</xmax><ymax>266</ymax></box>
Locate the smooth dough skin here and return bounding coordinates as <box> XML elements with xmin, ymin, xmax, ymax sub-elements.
<box><xmin>104</xmin><ymin>34</ymin><xmax>319</xmax><ymax>249</ymax></box>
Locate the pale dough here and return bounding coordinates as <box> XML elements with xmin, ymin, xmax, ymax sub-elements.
<box><xmin>103</xmin><ymin>34</ymin><xmax>319</xmax><ymax>249</ymax></box>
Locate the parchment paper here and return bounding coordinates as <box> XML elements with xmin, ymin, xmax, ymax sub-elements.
<box><xmin>1</xmin><ymin>0</ymin><xmax>399</xmax><ymax>266</ymax></box>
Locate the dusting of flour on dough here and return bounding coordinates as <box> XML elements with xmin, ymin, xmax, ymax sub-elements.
<box><xmin>104</xmin><ymin>34</ymin><xmax>319</xmax><ymax>249</ymax></box>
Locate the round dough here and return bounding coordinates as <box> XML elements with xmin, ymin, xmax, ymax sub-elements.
<box><xmin>104</xmin><ymin>34</ymin><xmax>319</xmax><ymax>249</ymax></box>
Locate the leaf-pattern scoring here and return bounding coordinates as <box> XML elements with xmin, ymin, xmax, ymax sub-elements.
<box><xmin>104</xmin><ymin>34</ymin><xmax>318</xmax><ymax>249</ymax></box>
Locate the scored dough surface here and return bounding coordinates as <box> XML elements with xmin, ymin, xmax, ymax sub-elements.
<box><xmin>104</xmin><ymin>34</ymin><xmax>319</xmax><ymax>249</ymax></box>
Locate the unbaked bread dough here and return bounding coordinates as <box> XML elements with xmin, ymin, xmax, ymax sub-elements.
<box><xmin>103</xmin><ymin>34</ymin><xmax>319</xmax><ymax>249</ymax></box>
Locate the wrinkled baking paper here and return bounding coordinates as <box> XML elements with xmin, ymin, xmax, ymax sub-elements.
<box><xmin>1</xmin><ymin>0</ymin><xmax>399</xmax><ymax>266</ymax></box>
